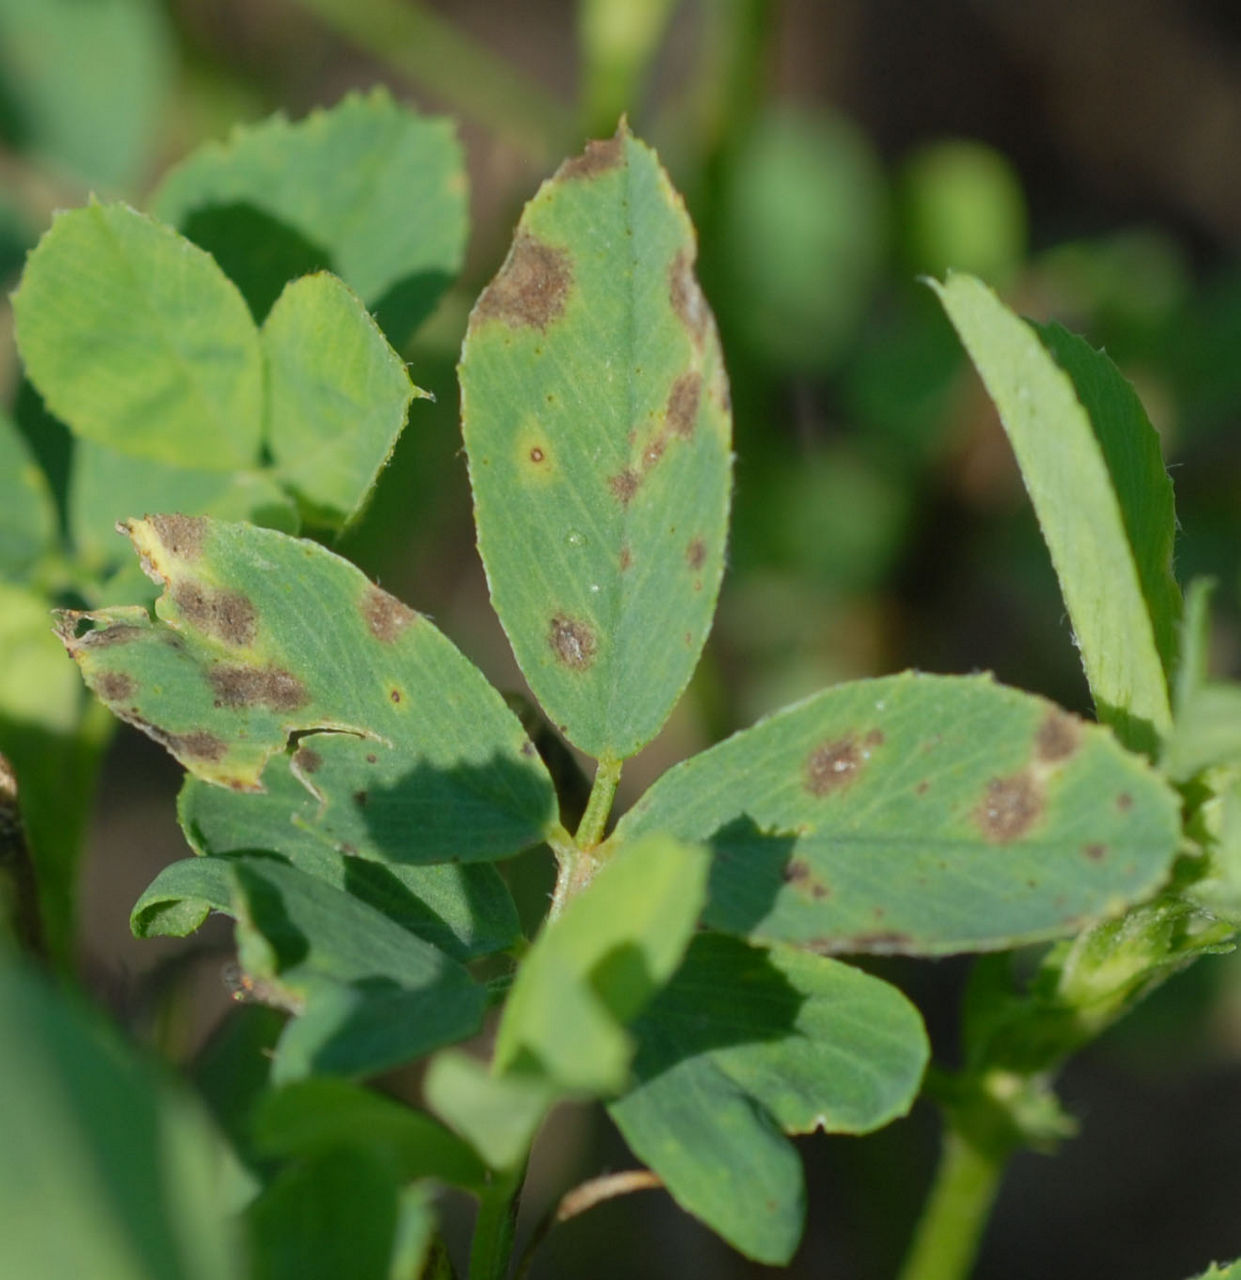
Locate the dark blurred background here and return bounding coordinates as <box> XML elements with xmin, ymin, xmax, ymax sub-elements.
<box><xmin>3</xmin><ymin>1</ymin><xmax>1241</xmax><ymax>1276</ymax></box>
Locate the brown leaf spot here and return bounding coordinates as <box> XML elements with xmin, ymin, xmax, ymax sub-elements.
<box><xmin>173</xmin><ymin>581</ymin><xmax>257</xmax><ymax>647</ymax></box>
<box><xmin>619</xmin><ymin>546</ymin><xmax>632</xmax><ymax>572</ymax></box>
<box><xmin>293</xmin><ymin>746</ymin><xmax>321</xmax><ymax>773</ymax></box>
<box><xmin>976</xmin><ymin>773</ymin><xmax>1043</xmax><ymax>843</ymax></box>
<box><xmin>608</xmin><ymin>468</ymin><xmax>641</xmax><ymax>506</ymax></box>
<box><xmin>686</xmin><ymin>538</ymin><xmax>706</xmax><ymax>571</ymax></box>
<box><xmin>782</xmin><ymin>859</ymin><xmax>830</xmax><ymax>899</ymax></box>
<box><xmin>865</xmin><ymin>729</ymin><xmax>885</xmax><ymax>747</ymax></box>
<box><xmin>366</xmin><ymin>753</ymin><xmax>378</xmax><ymax>764</ymax></box>
<box><xmin>73</xmin><ymin>622</ymin><xmax>143</xmax><ymax>650</ymax></box>
<box><xmin>1035</xmin><ymin>709</ymin><xmax>1080</xmax><ymax>763</ymax></box>
<box><xmin>390</xmin><ymin>689</ymin><xmax>402</xmax><ymax>704</ymax></box>
<box><xmin>172</xmin><ymin>731</ymin><xmax>227</xmax><ymax>762</ymax></box>
<box><xmin>666</xmin><ymin>372</ymin><xmax>702</xmax><ymax>439</ymax></box>
<box><xmin>1084</xmin><ymin>842</ymin><xmax>1107</xmax><ymax>862</ymax></box>
<box><xmin>559</xmin><ymin>132</ymin><xmax>624</xmax><ymax>180</ymax></box>
<box><xmin>669</xmin><ymin>250</ymin><xmax>709</xmax><ymax>347</ymax></box>
<box><xmin>353</xmin><ymin>790</ymin><xmax>368</xmax><ymax>807</ymax></box>
<box><xmin>549</xmin><ymin>614</ymin><xmax>596</xmax><ymax>670</ymax></box>
<box><xmin>529</xmin><ymin>446</ymin><xmax>545</xmax><ymax>463</ymax></box>
<box><xmin>1117</xmin><ymin>792</ymin><xmax>1134</xmax><ymax>812</ymax></box>
<box><xmin>362</xmin><ymin>586</ymin><xmax>416</xmax><ymax>643</ymax></box>
<box><xmin>475</xmin><ymin>232</ymin><xmax>571</xmax><ymax>331</ymax></box>
<box><xmin>149</xmin><ymin>514</ymin><xmax>205</xmax><ymax>560</ymax></box>
<box><xmin>96</xmin><ymin>671</ymin><xmax>135</xmax><ymax>702</ymax></box>
<box><xmin>805</xmin><ymin>736</ymin><xmax>864</xmax><ymax>796</ymax></box>
<box><xmin>210</xmin><ymin>664</ymin><xmax>307</xmax><ymax>711</ymax></box>
<box><xmin>915</xmin><ymin>780</ymin><xmax>930</xmax><ymax>795</ymax></box>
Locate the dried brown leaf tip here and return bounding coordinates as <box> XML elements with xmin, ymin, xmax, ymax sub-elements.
<box><xmin>560</xmin><ymin>132</ymin><xmax>624</xmax><ymax>181</ymax></box>
<box><xmin>975</xmin><ymin>772</ymin><xmax>1043</xmax><ymax>843</ymax></box>
<box><xmin>548</xmin><ymin>614</ymin><xmax>597</xmax><ymax>670</ymax></box>
<box><xmin>361</xmin><ymin>586</ymin><xmax>417</xmax><ymax>643</ymax></box>
<box><xmin>804</xmin><ymin>735</ymin><xmax>866</xmax><ymax>796</ymax></box>
<box><xmin>149</xmin><ymin>514</ymin><xmax>205</xmax><ymax>560</ymax></box>
<box><xmin>173</xmin><ymin>581</ymin><xmax>257</xmax><ymax>647</ymax></box>
<box><xmin>475</xmin><ymin>232</ymin><xmax>572</xmax><ymax>331</ymax></box>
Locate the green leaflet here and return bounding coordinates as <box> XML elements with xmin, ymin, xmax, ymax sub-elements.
<box><xmin>152</xmin><ymin>87</ymin><xmax>467</xmax><ymax>341</ymax></box>
<box><xmin>262</xmin><ymin>272</ymin><xmax>424</xmax><ymax>528</ymax></box>
<box><xmin>0</xmin><ymin>409</ymin><xmax>57</xmax><ymax>581</ymax></box>
<box><xmin>0</xmin><ymin>0</ymin><xmax>173</xmax><ymax>191</ymax></box>
<box><xmin>0</xmin><ymin>959</ymin><xmax>240</xmax><ymax>1280</ymax></box>
<box><xmin>1185</xmin><ymin>1263</ymin><xmax>1241</xmax><ymax>1280</ymax></box>
<box><xmin>614</xmin><ymin>672</ymin><xmax>1180</xmax><ymax>955</ymax></box>
<box><xmin>493</xmin><ymin>834</ymin><xmax>709</xmax><ymax>1094</ymax></box>
<box><xmin>56</xmin><ymin>517</ymin><xmax>557</xmax><ymax>861</ymax></box>
<box><xmin>608</xmin><ymin>933</ymin><xmax>928</xmax><ymax>1264</ymax></box>
<box><xmin>932</xmin><ymin>274</ymin><xmax>1178</xmax><ymax>755</ymax></box>
<box><xmin>13</xmin><ymin>203</ymin><xmax>263</xmax><ymax>471</ymax></box>
<box><xmin>460</xmin><ymin>124</ymin><xmax>731</xmax><ymax>761</ymax></box>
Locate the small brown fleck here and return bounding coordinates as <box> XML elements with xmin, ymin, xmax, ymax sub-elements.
<box><xmin>549</xmin><ymin>614</ymin><xmax>597</xmax><ymax>670</ymax></box>
<box><xmin>390</xmin><ymin>689</ymin><xmax>402</xmax><ymax>704</ymax></box>
<box><xmin>1035</xmin><ymin>709</ymin><xmax>1080</xmax><ymax>763</ymax></box>
<box><xmin>619</xmin><ymin>546</ymin><xmax>632</xmax><ymax>572</ymax></box>
<box><xmin>608</xmin><ymin>468</ymin><xmax>641</xmax><ymax>506</ymax></box>
<box><xmin>1117</xmin><ymin>792</ymin><xmax>1133</xmax><ymax>812</ymax></box>
<box><xmin>559</xmin><ymin>132</ymin><xmax>624</xmax><ymax>180</ymax></box>
<box><xmin>805</xmin><ymin>736</ymin><xmax>864</xmax><ymax>796</ymax></box>
<box><xmin>173</xmin><ymin>731</ymin><xmax>227</xmax><ymax>762</ymax></box>
<box><xmin>475</xmin><ymin>232</ymin><xmax>572</xmax><ymax>331</ymax></box>
<box><xmin>173</xmin><ymin>581</ymin><xmax>257</xmax><ymax>647</ymax></box>
<box><xmin>976</xmin><ymin>772</ymin><xmax>1043</xmax><ymax>843</ymax></box>
<box><xmin>1084</xmin><ymin>842</ymin><xmax>1107</xmax><ymax>862</ymax></box>
<box><xmin>529</xmin><ymin>446</ymin><xmax>545</xmax><ymax>463</ymax></box>
<box><xmin>686</xmin><ymin>537</ymin><xmax>706</xmax><ymax>571</ymax></box>
<box><xmin>521</xmin><ymin>741</ymin><xmax>536</xmax><ymax>757</ymax></box>
<box><xmin>669</xmin><ymin>250</ymin><xmax>709</xmax><ymax>347</ymax></box>
<box><xmin>150</xmin><ymin>514</ymin><xmax>205</xmax><ymax>560</ymax></box>
<box><xmin>362</xmin><ymin>585</ymin><xmax>417</xmax><ymax>643</ymax></box>
<box><xmin>366</xmin><ymin>754</ymin><xmax>378</xmax><ymax>764</ymax></box>
<box><xmin>666</xmin><ymin>372</ymin><xmax>702</xmax><ymax>439</ymax></box>
<box><xmin>96</xmin><ymin>671</ymin><xmax>135</xmax><ymax>702</ymax></box>
<box><xmin>865</xmin><ymin>729</ymin><xmax>885</xmax><ymax>747</ymax></box>
<box><xmin>782</xmin><ymin>859</ymin><xmax>830</xmax><ymax>899</ymax></box>
<box><xmin>915</xmin><ymin>780</ymin><xmax>930</xmax><ymax>795</ymax></box>
<box><xmin>209</xmin><ymin>664</ymin><xmax>307</xmax><ymax>711</ymax></box>
<box><xmin>293</xmin><ymin>746</ymin><xmax>321</xmax><ymax>774</ymax></box>
<box><xmin>353</xmin><ymin>790</ymin><xmax>368</xmax><ymax>807</ymax></box>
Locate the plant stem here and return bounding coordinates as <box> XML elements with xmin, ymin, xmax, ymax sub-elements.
<box><xmin>468</xmin><ymin>1170</ymin><xmax>525</xmax><ymax>1280</ymax></box>
<box><xmin>897</xmin><ymin>1125</ymin><xmax>1008</xmax><ymax>1280</ymax></box>
<box><xmin>575</xmin><ymin>756</ymin><xmax>622</xmax><ymax>850</ymax></box>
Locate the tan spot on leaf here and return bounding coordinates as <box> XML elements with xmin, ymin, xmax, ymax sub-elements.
<box><xmin>1035</xmin><ymin>709</ymin><xmax>1080</xmax><ymax>763</ymax></box>
<box><xmin>361</xmin><ymin>585</ymin><xmax>417</xmax><ymax>643</ymax></box>
<box><xmin>210</xmin><ymin>664</ymin><xmax>307</xmax><ymax>711</ymax></box>
<box><xmin>976</xmin><ymin>772</ymin><xmax>1043</xmax><ymax>843</ymax></box>
<box><xmin>666</xmin><ymin>372</ymin><xmax>702</xmax><ymax>439</ymax></box>
<box><xmin>149</xmin><ymin>514</ymin><xmax>205</xmax><ymax>560</ymax></box>
<box><xmin>619</xmin><ymin>546</ymin><xmax>632</xmax><ymax>572</ymax></box>
<box><xmin>172</xmin><ymin>731</ymin><xmax>227</xmax><ymax>762</ymax></box>
<box><xmin>96</xmin><ymin>671</ymin><xmax>135</xmax><ymax>701</ymax></box>
<box><xmin>1117</xmin><ymin>792</ymin><xmax>1133</xmax><ymax>812</ymax></box>
<box><xmin>293</xmin><ymin>746</ymin><xmax>321</xmax><ymax>773</ymax></box>
<box><xmin>475</xmin><ymin>232</ymin><xmax>572</xmax><ymax>331</ymax></box>
<box><xmin>608</xmin><ymin>468</ymin><xmax>640</xmax><ymax>506</ymax></box>
<box><xmin>805</xmin><ymin>735</ymin><xmax>864</xmax><ymax>796</ymax></box>
<box><xmin>549</xmin><ymin>614</ymin><xmax>596</xmax><ymax>670</ymax></box>
<box><xmin>669</xmin><ymin>249</ymin><xmax>709</xmax><ymax>347</ymax></box>
<box><xmin>686</xmin><ymin>538</ymin><xmax>706</xmax><ymax>571</ymax></box>
<box><xmin>173</xmin><ymin>581</ymin><xmax>257</xmax><ymax>647</ymax></box>
<box><xmin>1084</xmin><ymin>842</ymin><xmax>1107</xmax><ymax>861</ymax></box>
<box><xmin>559</xmin><ymin>132</ymin><xmax>624</xmax><ymax>180</ymax></box>
<box><xmin>783</xmin><ymin>859</ymin><xmax>830</xmax><ymax>899</ymax></box>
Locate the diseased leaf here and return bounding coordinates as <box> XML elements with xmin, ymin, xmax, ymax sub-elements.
<box><xmin>0</xmin><ymin>409</ymin><xmax>57</xmax><ymax>581</ymax></box>
<box><xmin>13</xmin><ymin>203</ymin><xmax>263</xmax><ymax>471</ymax></box>
<box><xmin>152</xmin><ymin>87</ymin><xmax>467</xmax><ymax>340</ymax></box>
<box><xmin>56</xmin><ymin>517</ymin><xmax>557</xmax><ymax>863</ymax></box>
<box><xmin>932</xmin><ymin>274</ymin><xmax>1176</xmax><ymax>754</ymax></box>
<box><xmin>614</xmin><ymin>672</ymin><xmax>1180</xmax><ymax>955</ymax></box>
<box><xmin>262</xmin><ymin>272</ymin><xmax>424</xmax><ymax>529</ymax></box>
<box><xmin>0</xmin><ymin>959</ymin><xmax>240</xmax><ymax>1280</ymax></box>
<box><xmin>493</xmin><ymin>834</ymin><xmax>709</xmax><ymax>1093</ymax></box>
<box><xmin>608</xmin><ymin>933</ymin><xmax>928</xmax><ymax>1265</ymax></box>
<box><xmin>459</xmin><ymin>124</ymin><xmax>731</xmax><ymax>761</ymax></box>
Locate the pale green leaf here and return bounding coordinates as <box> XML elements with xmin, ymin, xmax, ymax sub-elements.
<box><xmin>151</xmin><ymin>87</ymin><xmax>466</xmax><ymax>339</ymax></box>
<box><xmin>13</xmin><ymin>204</ymin><xmax>263</xmax><ymax>470</ymax></box>
<box><xmin>614</xmin><ymin>672</ymin><xmax>1180</xmax><ymax>955</ymax></box>
<box><xmin>1186</xmin><ymin>1262</ymin><xmax>1241</xmax><ymax>1280</ymax></box>
<box><xmin>493</xmin><ymin>834</ymin><xmax>709</xmax><ymax>1093</ymax></box>
<box><xmin>460</xmin><ymin>124</ymin><xmax>731</xmax><ymax>760</ymax></box>
<box><xmin>932</xmin><ymin>274</ymin><xmax>1175</xmax><ymax>754</ymax></box>
<box><xmin>56</xmin><ymin>517</ymin><xmax>557</xmax><ymax>861</ymax></box>
<box><xmin>262</xmin><ymin>272</ymin><xmax>423</xmax><ymax>528</ymax></box>
<box><xmin>608</xmin><ymin>933</ymin><xmax>928</xmax><ymax>1264</ymax></box>
<box><xmin>0</xmin><ymin>959</ymin><xmax>239</xmax><ymax>1280</ymax></box>
<box><xmin>0</xmin><ymin>409</ymin><xmax>56</xmax><ymax>580</ymax></box>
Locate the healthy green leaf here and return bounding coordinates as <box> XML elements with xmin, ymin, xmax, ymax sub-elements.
<box><xmin>0</xmin><ymin>958</ymin><xmax>239</xmax><ymax>1280</ymax></box>
<box><xmin>0</xmin><ymin>0</ymin><xmax>173</xmax><ymax>190</ymax></box>
<box><xmin>253</xmin><ymin>1078</ymin><xmax>487</xmax><ymax>1192</ymax></box>
<box><xmin>262</xmin><ymin>272</ymin><xmax>424</xmax><ymax>528</ymax></box>
<box><xmin>493</xmin><ymin>834</ymin><xmax>709</xmax><ymax>1093</ymax></box>
<box><xmin>614</xmin><ymin>672</ymin><xmax>1181</xmax><ymax>955</ymax></box>
<box><xmin>422</xmin><ymin>1050</ymin><xmax>555</xmax><ymax>1173</ymax></box>
<box><xmin>459</xmin><ymin>124</ymin><xmax>731</xmax><ymax>760</ymax></box>
<box><xmin>13</xmin><ymin>203</ymin><xmax>263</xmax><ymax>470</ymax></box>
<box><xmin>932</xmin><ymin>274</ymin><xmax>1177</xmax><ymax>754</ymax></box>
<box><xmin>0</xmin><ymin>409</ymin><xmax>57</xmax><ymax>580</ymax></box>
<box><xmin>56</xmin><ymin>517</ymin><xmax>557</xmax><ymax>862</ymax></box>
<box><xmin>608</xmin><ymin>933</ymin><xmax>928</xmax><ymax>1264</ymax></box>
<box><xmin>152</xmin><ymin>87</ymin><xmax>467</xmax><ymax>340</ymax></box>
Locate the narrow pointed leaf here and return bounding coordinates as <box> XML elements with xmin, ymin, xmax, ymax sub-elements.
<box><xmin>152</xmin><ymin>88</ymin><xmax>466</xmax><ymax>339</ymax></box>
<box><xmin>933</xmin><ymin>274</ymin><xmax>1177</xmax><ymax>753</ymax></box>
<box><xmin>460</xmin><ymin>125</ymin><xmax>731</xmax><ymax>760</ymax></box>
<box><xmin>13</xmin><ymin>203</ymin><xmax>262</xmax><ymax>470</ymax></box>
<box><xmin>262</xmin><ymin>272</ymin><xmax>424</xmax><ymax>529</ymax></box>
<box><xmin>608</xmin><ymin>934</ymin><xmax>928</xmax><ymax>1264</ymax></box>
<box><xmin>56</xmin><ymin>517</ymin><xmax>557</xmax><ymax>862</ymax></box>
<box><xmin>614</xmin><ymin>672</ymin><xmax>1180</xmax><ymax>955</ymax></box>
<box><xmin>493</xmin><ymin>834</ymin><xmax>709</xmax><ymax>1093</ymax></box>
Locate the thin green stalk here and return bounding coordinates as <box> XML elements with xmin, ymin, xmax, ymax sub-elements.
<box><xmin>897</xmin><ymin>1125</ymin><xmax>1008</xmax><ymax>1280</ymax></box>
<box><xmin>468</xmin><ymin>1169</ymin><xmax>525</xmax><ymax>1280</ymax></box>
<box><xmin>575</xmin><ymin>756</ymin><xmax>622</xmax><ymax>850</ymax></box>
